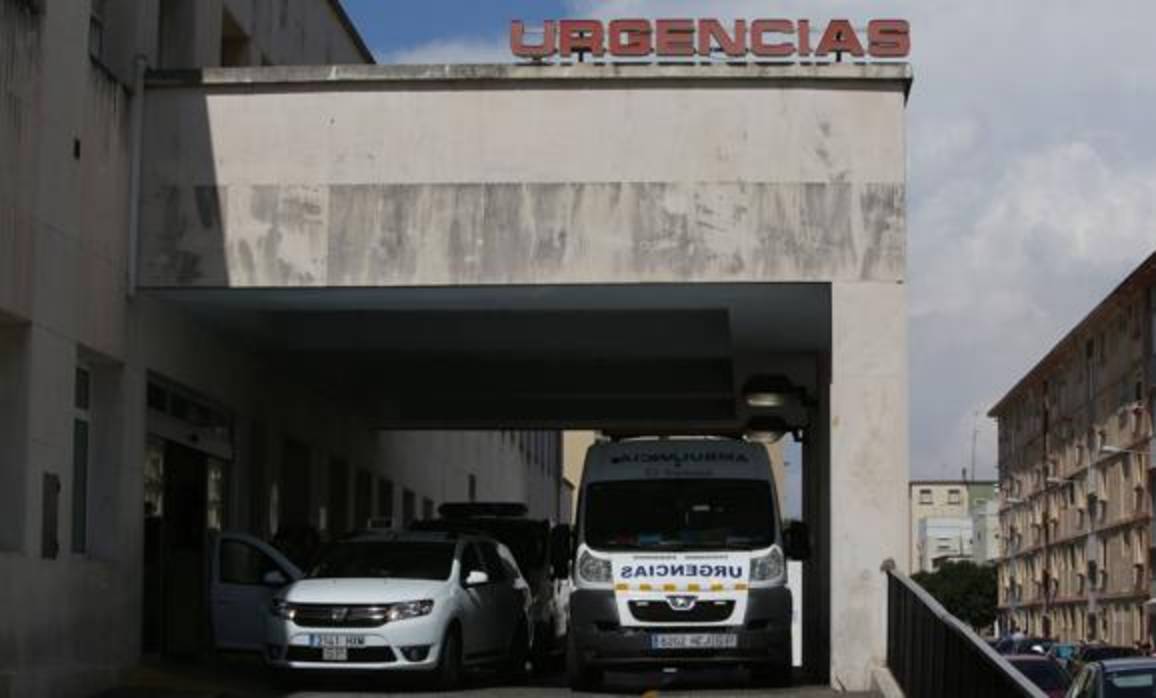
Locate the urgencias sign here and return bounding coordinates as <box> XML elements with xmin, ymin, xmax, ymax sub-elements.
<box><xmin>511</xmin><ymin>18</ymin><xmax>910</xmax><ymax>60</ymax></box>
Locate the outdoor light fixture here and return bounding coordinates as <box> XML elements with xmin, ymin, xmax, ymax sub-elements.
<box><xmin>743</xmin><ymin>376</ymin><xmax>800</xmax><ymax>409</ymax></box>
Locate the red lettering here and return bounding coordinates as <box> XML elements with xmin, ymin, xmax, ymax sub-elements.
<box><xmin>655</xmin><ymin>19</ymin><xmax>695</xmax><ymax>57</ymax></box>
<box><xmin>559</xmin><ymin>20</ymin><xmax>605</xmax><ymax>57</ymax></box>
<box><xmin>868</xmin><ymin>19</ymin><xmax>910</xmax><ymax>58</ymax></box>
<box><xmin>797</xmin><ymin>19</ymin><xmax>812</xmax><ymax>57</ymax></box>
<box><xmin>510</xmin><ymin>20</ymin><xmax>556</xmax><ymax>59</ymax></box>
<box><xmin>608</xmin><ymin>19</ymin><xmax>652</xmax><ymax>57</ymax></box>
<box><xmin>697</xmin><ymin>19</ymin><xmax>746</xmax><ymax>58</ymax></box>
<box><xmin>815</xmin><ymin>20</ymin><xmax>865</xmax><ymax>58</ymax></box>
<box><xmin>749</xmin><ymin>20</ymin><xmax>794</xmax><ymax>58</ymax></box>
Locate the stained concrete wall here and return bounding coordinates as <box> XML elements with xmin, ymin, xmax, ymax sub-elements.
<box><xmin>139</xmin><ymin>63</ymin><xmax>909</xmax><ymax>290</ymax></box>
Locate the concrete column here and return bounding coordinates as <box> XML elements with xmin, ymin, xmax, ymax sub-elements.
<box><xmin>828</xmin><ymin>281</ymin><xmax>908</xmax><ymax>690</ymax></box>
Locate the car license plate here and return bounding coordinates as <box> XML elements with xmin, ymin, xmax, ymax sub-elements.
<box><xmin>322</xmin><ymin>647</ymin><xmax>347</xmax><ymax>662</ymax></box>
<box><xmin>651</xmin><ymin>633</ymin><xmax>738</xmax><ymax>650</ymax></box>
<box><xmin>310</xmin><ymin>635</ymin><xmax>366</xmax><ymax>649</ymax></box>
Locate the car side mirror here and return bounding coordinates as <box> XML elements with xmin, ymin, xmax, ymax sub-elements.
<box><xmin>262</xmin><ymin>569</ymin><xmax>288</xmax><ymax>587</ymax></box>
<box><xmin>784</xmin><ymin>521</ymin><xmax>811</xmax><ymax>561</ymax></box>
<box><xmin>465</xmin><ymin>570</ymin><xmax>489</xmax><ymax>587</ymax></box>
<box><xmin>550</xmin><ymin>524</ymin><xmax>572</xmax><ymax>580</ymax></box>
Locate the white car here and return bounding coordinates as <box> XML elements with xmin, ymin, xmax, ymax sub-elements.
<box><xmin>263</xmin><ymin>530</ymin><xmax>533</xmax><ymax>688</ymax></box>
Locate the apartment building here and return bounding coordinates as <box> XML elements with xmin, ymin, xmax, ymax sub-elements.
<box><xmin>990</xmin><ymin>253</ymin><xmax>1156</xmax><ymax>644</ymax></box>
<box><xmin>909</xmin><ymin>480</ymin><xmax>997</xmax><ymax>573</ymax></box>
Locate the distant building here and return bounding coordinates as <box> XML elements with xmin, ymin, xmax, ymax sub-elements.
<box><xmin>990</xmin><ymin>253</ymin><xmax>1155</xmax><ymax>644</ymax></box>
<box><xmin>909</xmin><ymin>480</ymin><xmax>997</xmax><ymax>573</ymax></box>
<box><xmin>917</xmin><ymin>516</ymin><xmax>975</xmax><ymax>571</ymax></box>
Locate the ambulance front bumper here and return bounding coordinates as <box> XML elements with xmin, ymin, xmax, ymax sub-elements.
<box><xmin>569</xmin><ymin>588</ymin><xmax>791</xmax><ymax>668</ymax></box>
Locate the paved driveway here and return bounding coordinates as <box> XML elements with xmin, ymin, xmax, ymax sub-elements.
<box><xmin>96</xmin><ymin>660</ymin><xmax>881</xmax><ymax>698</ymax></box>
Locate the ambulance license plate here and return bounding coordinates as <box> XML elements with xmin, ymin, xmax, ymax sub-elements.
<box><xmin>651</xmin><ymin>633</ymin><xmax>738</xmax><ymax>650</ymax></box>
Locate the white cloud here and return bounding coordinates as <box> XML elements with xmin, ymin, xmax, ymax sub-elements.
<box><xmin>377</xmin><ymin>37</ymin><xmax>509</xmax><ymax>65</ymax></box>
<box><xmin>379</xmin><ymin>2</ymin><xmax>1156</xmax><ymax>478</ymax></box>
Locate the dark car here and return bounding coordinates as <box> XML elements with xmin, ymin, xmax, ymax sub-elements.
<box><xmin>1068</xmin><ymin>657</ymin><xmax>1156</xmax><ymax>697</ymax></box>
<box><xmin>1070</xmin><ymin>645</ymin><xmax>1142</xmax><ymax>676</ymax></box>
<box><xmin>1006</xmin><ymin>654</ymin><xmax>1071</xmax><ymax>698</ymax></box>
<box><xmin>410</xmin><ymin>502</ymin><xmax>569</xmax><ymax>670</ymax></box>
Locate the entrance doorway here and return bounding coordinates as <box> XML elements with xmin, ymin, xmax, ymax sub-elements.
<box><xmin>141</xmin><ymin>437</ymin><xmax>230</xmax><ymax>656</ymax></box>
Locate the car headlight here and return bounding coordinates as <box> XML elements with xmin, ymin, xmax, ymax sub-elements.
<box><xmin>386</xmin><ymin>600</ymin><xmax>435</xmax><ymax>622</ymax></box>
<box><xmin>270</xmin><ymin>598</ymin><xmax>296</xmax><ymax>621</ymax></box>
<box><xmin>750</xmin><ymin>546</ymin><xmax>786</xmax><ymax>583</ymax></box>
<box><xmin>577</xmin><ymin>550</ymin><xmax>612</xmax><ymax>584</ymax></box>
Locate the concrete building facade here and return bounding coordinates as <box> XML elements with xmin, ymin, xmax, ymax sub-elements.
<box><xmin>0</xmin><ymin>4</ymin><xmax>564</xmax><ymax>697</ymax></box>
<box><xmin>909</xmin><ymin>480</ymin><xmax>997</xmax><ymax>573</ymax></box>
<box><xmin>2</xmin><ymin>3</ymin><xmax>914</xmax><ymax>694</ymax></box>
<box><xmin>990</xmin><ymin>253</ymin><xmax>1156</xmax><ymax>644</ymax></box>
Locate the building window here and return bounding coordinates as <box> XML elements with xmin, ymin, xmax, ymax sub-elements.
<box><xmin>918</xmin><ymin>489</ymin><xmax>932</xmax><ymax>505</ymax></box>
<box><xmin>71</xmin><ymin>366</ymin><xmax>91</xmax><ymax>554</ymax></box>
<box><xmin>947</xmin><ymin>489</ymin><xmax>961</xmax><ymax>505</ymax></box>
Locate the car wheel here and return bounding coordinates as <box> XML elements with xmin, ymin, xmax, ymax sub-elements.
<box><xmin>434</xmin><ymin>626</ymin><xmax>464</xmax><ymax>690</ymax></box>
<box><xmin>566</xmin><ymin>632</ymin><xmax>602</xmax><ymax>692</ymax></box>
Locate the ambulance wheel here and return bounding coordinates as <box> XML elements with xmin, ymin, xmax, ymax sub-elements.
<box><xmin>566</xmin><ymin>634</ymin><xmax>602</xmax><ymax>692</ymax></box>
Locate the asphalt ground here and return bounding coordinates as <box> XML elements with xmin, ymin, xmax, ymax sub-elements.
<box><xmin>93</xmin><ymin>656</ymin><xmax>881</xmax><ymax>698</ymax></box>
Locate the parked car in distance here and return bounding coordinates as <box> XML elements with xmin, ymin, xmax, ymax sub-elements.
<box><xmin>1009</xmin><ymin>637</ymin><xmax>1053</xmax><ymax>655</ymax></box>
<box><xmin>410</xmin><ymin>502</ymin><xmax>570</xmax><ymax>671</ymax></box>
<box><xmin>1006</xmin><ymin>654</ymin><xmax>1071</xmax><ymax>698</ymax></box>
<box><xmin>264</xmin><ymin>530</ymin><xmax>533</xmax><ymax>689</ymax></box>
<box><xmin>1067</xmin><ymin>657</ymin><xmax>1156</xmax><ymax>697</ymax></box>
<box><xmin>1070</xmin><ymin>645</ymin><xmax>1142</xmax><ymax>677</ymax></box>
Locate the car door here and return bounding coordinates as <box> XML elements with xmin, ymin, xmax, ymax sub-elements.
<box><xmin>478</xmin><ymin>540</ymin><xmax>520</xmax><ymax>651</ymax></box>
<box><xmin>210</xmin><ymin>532</ymin><xmax>303</xmax><ymax>651</ymax></box>
<box><xmin>457</xmin><ymin>542</ymin><xmax>496</xmax><ymax>659</ymax></box>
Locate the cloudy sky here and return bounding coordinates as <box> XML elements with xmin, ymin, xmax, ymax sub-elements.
<box><xmin>344</xmin><ymin>1</ymin><xmax>1156</xmax><ymax>480</ymax></box>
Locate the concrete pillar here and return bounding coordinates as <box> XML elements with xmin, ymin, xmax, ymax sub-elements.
<box><xmin>827</xmin><ymin>281</ymin><xmax>908</xmax><ymax>690</ymax></box>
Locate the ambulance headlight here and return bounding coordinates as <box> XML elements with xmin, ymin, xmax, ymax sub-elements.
<box><xmin>750</xmin><ymin>546</ymin><xmax>786</xmax><ymax>583</ymax></box>
<box><xmin>577</xmin><ymin>550</ymin><xmax>612</xmax><ymax>584</ymax></box>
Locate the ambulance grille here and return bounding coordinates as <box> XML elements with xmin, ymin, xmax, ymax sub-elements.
<box><xmin>629</xmin><ymin>599</ymin><xmax>735</xmax><ymax>623</ymax></box>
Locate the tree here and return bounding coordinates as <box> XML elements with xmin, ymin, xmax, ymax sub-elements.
<box><xmin>912</xmin><ymin>560</ymin><xmax>998</xmax><ymax>630</ymax></box>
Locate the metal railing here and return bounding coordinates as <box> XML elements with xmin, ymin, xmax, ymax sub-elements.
<box><xmin>883</xmin><ymin>560</ymin><xmax>1047</xmax><ymax>698</ymax></box>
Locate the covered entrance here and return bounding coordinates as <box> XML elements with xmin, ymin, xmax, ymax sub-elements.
<box><xmin>136</xmin><ymin>62</ymin><xmax>911</xmax><ymax>690</ymax></box>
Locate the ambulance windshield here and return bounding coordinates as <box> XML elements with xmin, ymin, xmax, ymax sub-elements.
<box><xmin>583</xmin><ymin>479</ymin><xmax>775</xmax><ymax>551</ymax></box>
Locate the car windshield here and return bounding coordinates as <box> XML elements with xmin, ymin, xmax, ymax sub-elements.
<box><xmin>309</xmin><ymin>541</ymin><xmax>454</xmax><ymax>580</ymax></box>
<box><xmin>417</xmin><ymin>520</ymin><xmax>544</xmax><ymax>574</ymax></box>
<box><xmin>1010</xmin><ymin>660</ymin><xmax>1068</xmax><ymax>691</ymax></box>
<box><xmin>584</xmin><ymin>479</ymin><xmax>774</xmax><ymax>551</ymax></box>
<box><xmin>1106</xmin><ymin>669</ymin><xmax>1156</xmax><ymax>697</ymax></box>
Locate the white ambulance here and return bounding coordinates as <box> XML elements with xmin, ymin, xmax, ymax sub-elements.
<box><xmin>559</xmin><ymin>437</ymin><xmax>808</xmax><ymax>691</ymax></box>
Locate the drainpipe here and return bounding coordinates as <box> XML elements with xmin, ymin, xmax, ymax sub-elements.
<box><xmin>126</xmin><ymin>53</ymin><xmax>148</xmax><ymax>298</ymax></box>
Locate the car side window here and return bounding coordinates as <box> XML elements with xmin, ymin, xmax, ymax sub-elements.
<box><xmin>478</xmin><ymin>541</ymin><xmax>508</xmax><ymax>583</ymax></box>
<box><xmin>496</xmin><ymin>544</ymin><xmax>521</xmax><ymax>581</ymax></box>
<box><xmin>460</xmin><ymin>543</ymin><xmax>483</xmax><ymax>585</ymax></box>
<box><xmin>220</xmin><ymin>539</ymin><xmax>279</xmax><ymax>585</ymax></box>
